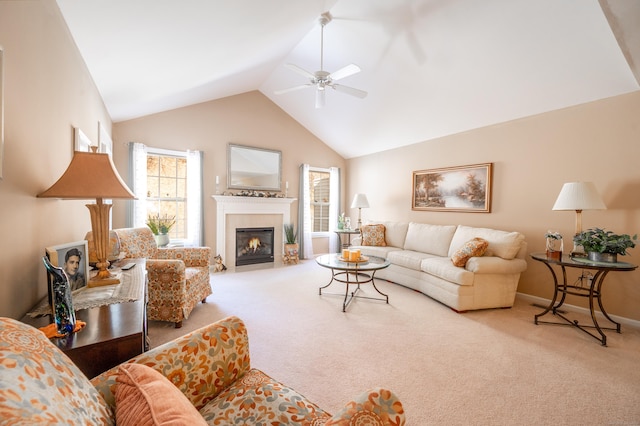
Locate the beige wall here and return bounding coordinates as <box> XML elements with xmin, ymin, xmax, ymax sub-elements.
<box><xmin>347</xmin><ymin>91</ymin><xmax>640</xmax><ymax>320</ymax></box>
<box><xmin>111</xmin><ymin>91</ymin><xmax>346</xmax><ymax>255</ymax></box>
<box><xmin>0</xmin><ymin>1</ymin><xmax>112</xmax><ymax>318</ymax></box>
<box><xmin>1</xmin><ymin>0</ymin><xmax>638</xmax><ymax>325</ymax></box>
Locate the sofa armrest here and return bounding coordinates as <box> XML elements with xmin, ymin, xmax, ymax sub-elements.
<box><xmin>156</xmin><ymin>246</ymin><xmax>211</xmax><ymax>267</ymax></box>
<box><xmin>465</xmin><ymin>257</ymin><xmax>528</xmax><ymax>274</ymax></box>
<box><xmin>325</xmin><ymin>387</ymin><xmax>406</xmax><ymax>425</ymax></box>
<box><xmin>351</xmin><ymin>236</ymin><xmax>362</xmax><ymax>246</ymax></box>
<box><xmin>91</xmin><ymin>316</ymin><xmax>251</xmax><ymax>412</ymax></box>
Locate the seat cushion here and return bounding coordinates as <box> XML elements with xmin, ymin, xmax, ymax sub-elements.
<box><xmin>115</xmin><ymin>363</ymin><xmax>207</xmax><ymax>426</ymax></box>
<box><xmin>0</xmin><ymin>317</ymin><xmax>113</xmax><ymax>425</ymax></box>
<box><xmin>387</xmin><ymin>250</ymin><xmax>434</xmax><ymax>271</ymax></box>
<box><xmin>421</xmin><ymin>257</ymin><xmax>475</xmax><ymax>286</ymax></box>
<box><xmin>199</xmin><ymin>368</ymin><xmax>330</xmax><ymax>424</ymax></box>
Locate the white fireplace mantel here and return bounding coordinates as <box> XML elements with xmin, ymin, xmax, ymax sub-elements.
<box><xmin>212</xmin><ymin>195</ymin><xmax>296</xmax><ymax>263</ymax></box>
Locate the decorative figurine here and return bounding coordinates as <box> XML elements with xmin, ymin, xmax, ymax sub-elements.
<box><xmin>43</xmin><ymin>256</ymin><xmax>76</xmax><ymax>335</ymax></box>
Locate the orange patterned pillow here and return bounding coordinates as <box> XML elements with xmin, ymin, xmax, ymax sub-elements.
<box><xmin>115</xmin><ymin>363</ymin><xmax>208</xmax><ymax>426</ymax></box>
<box><xmin>451</xmin><ymin>237</ymin><xmax>489</xmax><ymax>267</ymax></box>
<box><xmin>361</xmin><ymin>224</ymin><xmax>386</xmax><ymax>246</ymax></box>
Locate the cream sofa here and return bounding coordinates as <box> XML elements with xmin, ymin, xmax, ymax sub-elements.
<box><xmin>351</xmin><ymin>222</ymin><xmax>528</xmax><ymax>311</ymax></box>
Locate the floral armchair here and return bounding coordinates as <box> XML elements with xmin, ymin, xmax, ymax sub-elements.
<box><xmin>114</xmin><ymin>227</ymin><xmax>212</xmax><ymax>328</ymax></box>
<box><xmin>0</xmin><ymin>316</ymin><xmax>406</xmax><ymax>425</ymax></box>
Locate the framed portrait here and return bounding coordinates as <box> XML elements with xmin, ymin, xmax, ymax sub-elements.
<box><xmin>74</xmin><ymin>127</ymin><xmax>93</xmax><ymax>152</ymax></box>
<box><xmin>45</xmin><ymin>240</ymin><xmax>90</xmax><ymax>292</ymax></box>
<box><xmin>412</xmin><ymin>163</ymin><xmax>493</xmax><ymax>212</ymax></box>
<box><xmin>98</xmin><ymin>121</ymin><xmax>113</xmax><ymax>157</ymax></box>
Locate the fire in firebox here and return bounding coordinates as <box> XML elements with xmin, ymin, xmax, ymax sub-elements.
<box><xmin>247</xmin><ymin>237</ymin><xmax>261</xmax><ymax>252</ymax></box>
<box><xmin>236</xmin><ymin>227</ymin><xmax>274</xmax><ymax>266</ymax></box>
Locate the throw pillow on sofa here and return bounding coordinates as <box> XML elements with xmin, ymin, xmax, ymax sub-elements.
<box><xmin>115</xmin><ymin>363</ymin><xmax>208</xmax><ymax>426</ymax></box>
<box><xmin>451</xmin><ymin>237</ymin><xmax>489</xmax><ymax>267</ymax></box>
<box><xmin>361</xmin><ymin>224</ymin><xmax>386</xmax><ymax>246</ymax></box>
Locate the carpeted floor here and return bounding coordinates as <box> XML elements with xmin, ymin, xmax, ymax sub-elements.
<box><xmin>148</xmin><ymin>260</ymin><xmax>640</xmax><ymax>425</ymax></box>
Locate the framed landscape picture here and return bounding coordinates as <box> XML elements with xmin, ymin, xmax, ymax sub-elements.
<box><xmin>412</xmin><ymin>163</ymin><xmax>493</xmax><ymax>212</ymax></box>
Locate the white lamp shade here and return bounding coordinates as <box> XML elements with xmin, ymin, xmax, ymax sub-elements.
<box><xmin>351</xmin><ymin>193</ymin><xmax>370</xmax><ymax>209</ymax></box>
<box><xmin>552</xmin><ymin>182</ymin><xmax>606</xmax><ymax>211</ymax></box>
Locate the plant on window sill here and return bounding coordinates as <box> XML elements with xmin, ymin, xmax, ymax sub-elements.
<box><xmin>146</xmin><ymin>214</ymin><xmax>176</xmax><ymax>235</ymax></box>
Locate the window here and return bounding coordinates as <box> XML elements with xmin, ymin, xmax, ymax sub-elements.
<box><xmin>146</xmin><ymin>153</ymin><xmax>187</xmax><ymax>239</ymax></box>
<box><xmin>309</xmin><ymin>169</ymin><xmax>332</xmax><ymax>233</ymax></box>
<box><xmin>129</xmin><ymin>143</ymin><xmax>203</xmax><ymax>246</ymax></box>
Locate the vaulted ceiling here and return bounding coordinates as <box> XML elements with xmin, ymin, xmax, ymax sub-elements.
<box><xmin>56</xmin><ymin>0</ymin><xmax>639</xmax><ymax>159</ymax></box>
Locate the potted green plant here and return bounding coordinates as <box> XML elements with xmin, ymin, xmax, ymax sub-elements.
<box><xmin>573</xmin><ymin>227</ymin><xmax>637</xmax><ymax>263</ymax></box>
<box><xmin>283</xmin><ymin>223</ymin><xmax>299</xmax><ymax>264</ymax></box>
<box><xmin>146</xmin><ymin>214</ymin><xmax>176</xmax><ymax>247</ymax></box>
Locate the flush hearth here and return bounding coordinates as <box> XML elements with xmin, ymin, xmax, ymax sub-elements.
<box><xmin>236</xmin><ymin>227</ymin><xmax>275</xmax><ymax>266</ymax></box>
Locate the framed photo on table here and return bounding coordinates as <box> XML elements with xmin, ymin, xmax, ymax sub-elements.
<box><xmin>412</xmin><ymin>163</ymin><xmax>493</xmax><ymax>212</ymax></box>
<box><xmin>45</xmin><ymin>240</ymin><xmax>90</xmax><ymax>292</ymax></box>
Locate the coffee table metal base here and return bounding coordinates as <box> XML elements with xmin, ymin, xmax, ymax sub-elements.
<box><xmin>319</xmin><ymin>270</ymin><xmax>389</xmax><ymax>312</ymax></box>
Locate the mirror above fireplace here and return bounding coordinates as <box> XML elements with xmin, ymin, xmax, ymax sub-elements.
<box><xmin>227</xmin><ymin>144</ymin><xmax>282</xmax><ymax>191</ymax></box>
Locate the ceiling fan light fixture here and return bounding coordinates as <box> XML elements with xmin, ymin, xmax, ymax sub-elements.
<box><xmin>275</xmin><ymin>11</ymin><xmax>367</xmax><ymax>108</ymax></box>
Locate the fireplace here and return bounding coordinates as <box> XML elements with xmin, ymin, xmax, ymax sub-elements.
<box><xmin>236</xmin><ymin>227</ymin><xmax>275</xmax><ymax>266</ymax></box>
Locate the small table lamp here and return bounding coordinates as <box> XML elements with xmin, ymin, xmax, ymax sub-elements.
<box><xmin>552</xmin><ymin>182</ymin><xmax>606</xmax><ymax>255</ymax></box>
<box><xmin>351</xmin><ymin>193</ymin><xmax>370</xmax><ymax>230</ymax></box>
<box><xmin>38</xmin><ymin>148</ymin><xmax>136</xmax><ymax>286</ymax></box>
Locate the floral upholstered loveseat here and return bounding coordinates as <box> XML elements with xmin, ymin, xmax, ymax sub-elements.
<box><xmin>114</xmin><ymin>227</ymin><xmax>212</xmax><ymax>328</ymax></box>
<box><xmin>0</xmin><ymin>316</ymin><xmax>406</xmax><ymax>425</ymax></box>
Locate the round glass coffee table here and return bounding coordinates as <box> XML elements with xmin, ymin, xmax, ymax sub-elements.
<box><xmin>315</xmin><ymin>254</ymin><xmax>391</xmax><ymax>312</ymax></box>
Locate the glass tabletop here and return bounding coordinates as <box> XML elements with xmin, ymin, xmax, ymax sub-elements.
<box><xmin>315</xmin><ymin>253</ymin><xmax>390</xmax><ymax>271</ymax></box>
<box><xmin>530</xmin><ymin>252</ymin><xmax>637</xmax><ymax>271</ymax></box>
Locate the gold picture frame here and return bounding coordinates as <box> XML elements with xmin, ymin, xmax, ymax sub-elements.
<box><xmin>412</xmin><ymin>163</ymin><xmax>493</xmax><ymax>212</ymax></box>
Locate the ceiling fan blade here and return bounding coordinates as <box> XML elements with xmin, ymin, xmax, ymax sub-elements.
<box><xmin>315</xmin><ymin>89</ymin><xmax>326</xmax><ymax>109</ymax></box>
<box><xmin>284</xmin><ymin>63</ymin><xmax>316</xmax><ymax>80</ymax></box>
<box><xmin>274</xmin><ymin>84</ymin><xmax>313</xmax><ymax>95</ymax></box>
<box><xmin>331</xmin><ymin>83</ymin><xmax>368</xmax><ymax>99</ymax></box>
<box><xmin>328</xmin><ymin>64</ymin><xmax>361</xmax><ymax>81</ymax></box>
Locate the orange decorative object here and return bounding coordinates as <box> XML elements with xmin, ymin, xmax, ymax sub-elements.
<box><xmin>39</xmin><ymin>320</ymin><xmax>87</xmax><ymax>338</ymax></box>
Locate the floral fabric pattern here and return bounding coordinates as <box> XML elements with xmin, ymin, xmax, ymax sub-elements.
<box><xmin>0</xmin><ymin>317</ymin><xmax>113</xmax><ymax>425</ymax></box>
<box><xmin>2</xmin><ymin>316</ymin><xmax>405</xmax><ymax>425</ymax></box>
<box><xmin>200</xmin><ymin>369</ymin><xmax>331</xmax><ymax>425</ymax></box>
<box><xmin>114</xmin><ymin>227</ymin><xmax>212</xmax><ymax>326</ymax></box>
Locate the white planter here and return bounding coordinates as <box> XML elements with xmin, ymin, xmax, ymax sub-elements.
<box><xmin>154</xmin><ymin>233</ymin><xmax>170</xmax><ymax>247</ymax></box>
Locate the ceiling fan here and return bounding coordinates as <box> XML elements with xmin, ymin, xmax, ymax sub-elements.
<box><xmin>275</xmin><ymin>12</ymin><xmax>367</xmax><ymax>108</ymax></box>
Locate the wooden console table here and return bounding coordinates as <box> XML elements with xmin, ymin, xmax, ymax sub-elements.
<box><xmin>22</xmin><ymin>259</ymin><xmax>148</xmax><ymax>378</ymax></box>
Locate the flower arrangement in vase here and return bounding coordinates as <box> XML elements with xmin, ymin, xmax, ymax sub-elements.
<box><xmin>544</xmin><ymin>231</ymin><xmax>563</xmax><ymax>260</ymax></box>
<box><xmin>146</xmin><ymin>214</ymin><xmax>175</xmax><ymax>247</ymax></box>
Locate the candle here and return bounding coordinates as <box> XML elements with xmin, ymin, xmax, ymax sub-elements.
<box><xmin>342</xmin><ymin>249</ymin><xmax>350</xmax><ymax>259</ymax></box>
<box><xmin>286</xmin><ymin>181</ymin><xmax>289</xmax><ymax>189</ymax></box>
<box><xmin>216</xmin><ymin>176</ymin><xmax>219</xmax><ymax>185</ymax></box>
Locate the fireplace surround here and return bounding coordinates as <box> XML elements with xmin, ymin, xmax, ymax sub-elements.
<box><xmin>212</xmin><ymin>196</ymin><xmax>296</xmax><ymax>266</ymax></box>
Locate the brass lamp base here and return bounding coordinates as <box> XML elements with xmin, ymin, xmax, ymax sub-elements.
<box><xmin>88</xmin><ymin>271</ymin><xmax>122</xmax><ymax>287</ymax></box>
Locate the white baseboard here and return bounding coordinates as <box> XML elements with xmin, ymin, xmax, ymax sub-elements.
<box><xmin>516</xmin><ymin>292</ymin><xmax>640</xmax><ymax>329</ymax></box>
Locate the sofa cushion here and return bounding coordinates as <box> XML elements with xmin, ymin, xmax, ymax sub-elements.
<box><xmin>421</xmin><ymin>257</ymin><xmax>475</xmax><ymax>286</ymax></box>
<box><xmin>0</xmin><ymin>318</ymin><xmax>113</xmax><ymax>425</ymax></box>
<box><xmin>361</xmin><ymin>224</ymin><xmax>387</xmax><ymax>246</ymax></box>
<box><xmin>387</xmin><ymin>250</ymin><xmax>435</xmax><ymax>271</ymax></box>
<box><xmin>451</xmin><ymin>238</ymin><xmax>489</xmax><ymax>267</ymax></box>
<box><xmin>380</xmin><ymin>221</ymin><xmax>410</xmax><ymax>248</ymax></box>
<box><xmin>448</xmin><ymin>226</ymin><xmax>525</xmax><ymax>260</ymax></box>
<box><xmin>403</xmin><ymin>223</ymin><xmax>457</xmax><ymax>256</ymax></box>
<box><xmin>115</xmin><ymin>363</ymin><xmax>208</xmax><ymax>426</ymax></box>
<box><xmin>199</xmin><ymin>368</ymin><xmax>330</xmax><ymax>424</ymax></box>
